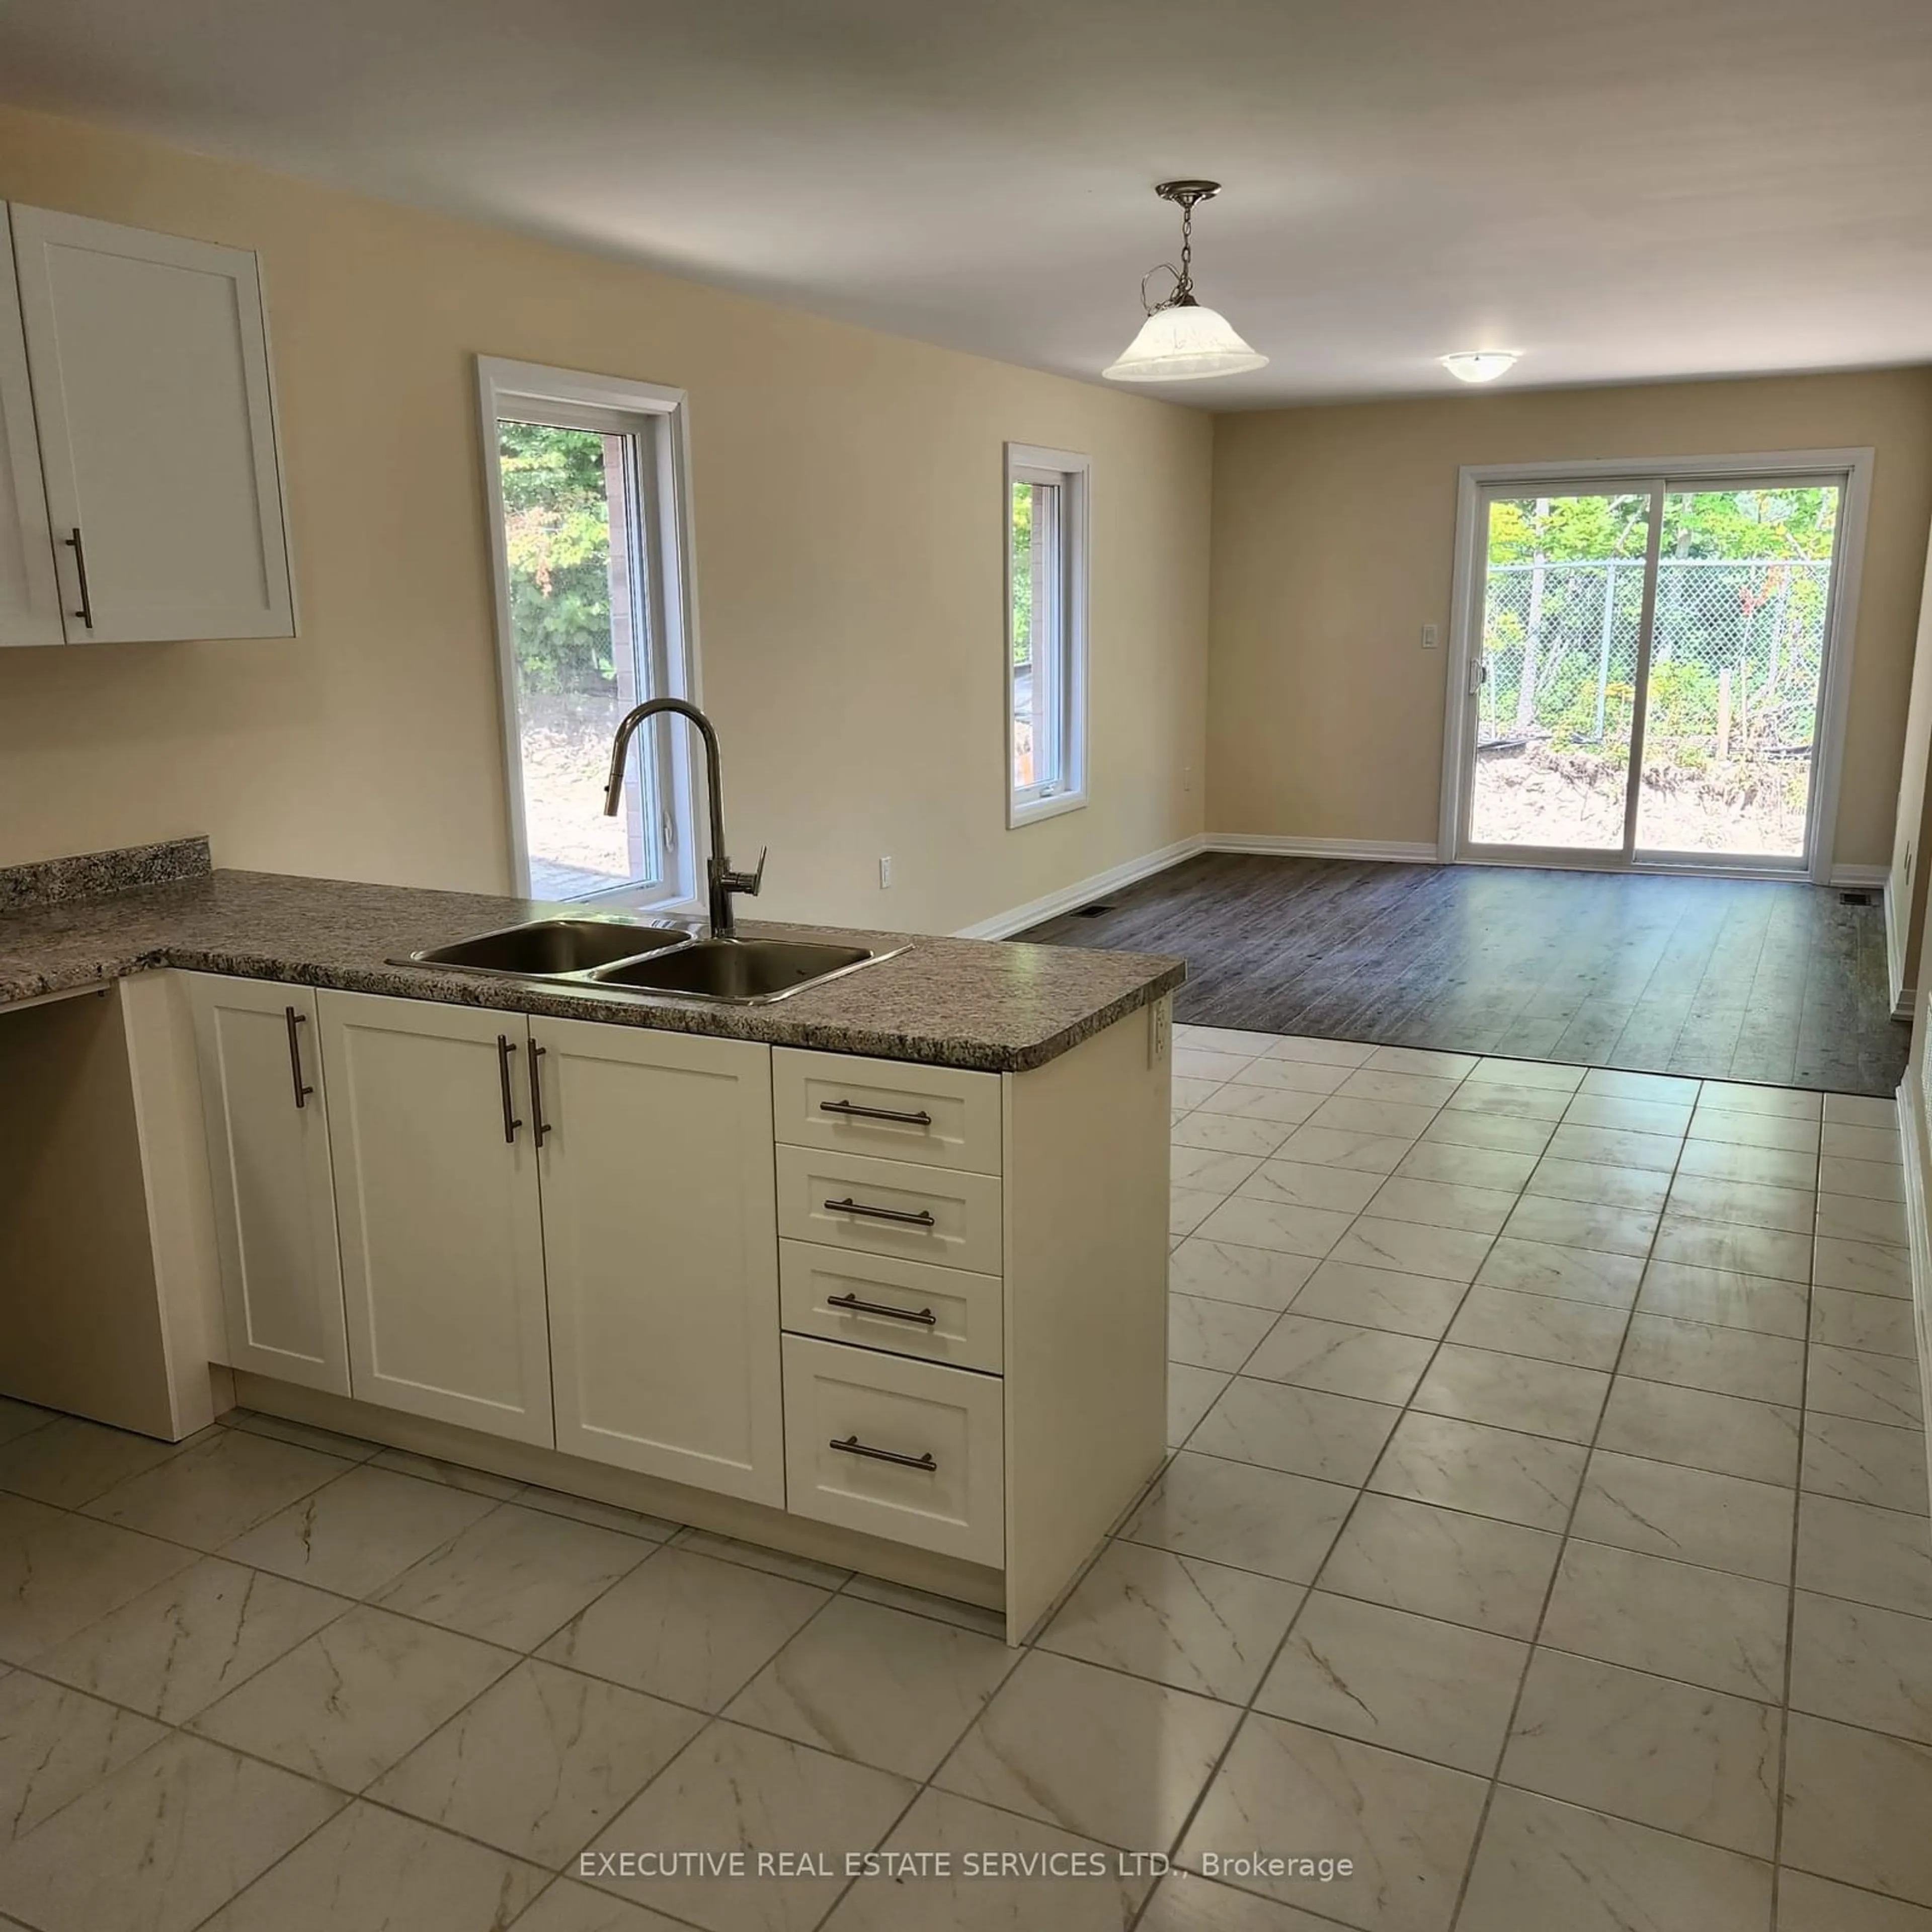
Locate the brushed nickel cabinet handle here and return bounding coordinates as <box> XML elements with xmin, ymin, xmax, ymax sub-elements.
<box><xmin>529</xmin><ymin>1041</ymin><xmax>550</xmax><ymax>1147</ymax></box>
<box><xmin>824</xmin><ymin>1196</ymin><xmax>936</xmax><ymax>1229</ymax></box>
<box><xmin>819</xmin><ymin>1098</ymin><xmax>933</xmax><ymax>1127</ymax></box>
<box><xmin>826</xmin><ymin>1292</ymin><xmax>937</xmax><ymax>1327</ymax></box>
<box><xmin>284</xmin><ymin>1006</ymin><xmax>313</xmax><ymax>1110</ymax></box>
<box><xmin>496</xmin><ymin>1034</ymin><xmax>522</xmax><ymax>1144</ymax></box>
<box><xmin>830</xmin><ymin>1434</ymin><xmax>937</xmax><ymax>1472</ymax></box>
<box><xmin>64</xmin><ymin>528</ymin><xmax>94</xmax><ymax>630</ymax></box>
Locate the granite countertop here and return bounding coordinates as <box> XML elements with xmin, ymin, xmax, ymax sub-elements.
<box><xmin>0</xmin><ymin>853</ymin><xmax>1184</xmax><ymax>1074</ymax></box>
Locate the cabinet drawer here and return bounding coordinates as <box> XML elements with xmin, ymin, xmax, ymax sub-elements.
<box><xmin>780</xmin><ymin>1241</ymin><xmax>1003</xmax><ymax>1374</ymax></box>
<box><xmin>776</xmin><ymin>1145</ymin><xmax>1002</xmax><ymax>1275</ymax></box>
<box><xmin>773</xmin><ymin>1048</ymin><xmax>1000</xmax><ymax>1175</ymax></box>
<box><xmin>782</xmin><ymin>1335</ymin><xmax>1003</xmax><ymax>1567</ymax></box>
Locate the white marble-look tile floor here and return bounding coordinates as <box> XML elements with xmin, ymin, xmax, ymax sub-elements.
<box><xmin>0</xmin><ymin>1030</ymin><xmax>1925</xmax><ymax>1929</ymax></box>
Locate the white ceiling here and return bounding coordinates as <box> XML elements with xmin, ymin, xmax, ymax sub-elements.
<box><xmin>2</xmin><ymin>0</ymin><xmax>1929</xmax><ymax>408</ymax></box>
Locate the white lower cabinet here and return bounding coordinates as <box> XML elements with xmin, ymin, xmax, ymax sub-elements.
<box><xmin>538</xmin><ymin>1017</ymin><xmax>783</xmax><ymax>1505</ymax></box>
<box><xmin>318</xmin><ymin>992</ymin><xmax>552</xmax><ymax>1445</ymax></box>
<box><xmin>181</xmin><ymin>977</ymin><xmax>1166</xmax><ymax>1638</ymax></box>
<box><xmin>781</xmin><ymin>1334</ymin><xmax>1004</xmax><ymax>1566</ymax></box>
<box><xmin>186</xmin><ymin>975</ymin><xmax>349</xmax><ymax>1395</ymax></box>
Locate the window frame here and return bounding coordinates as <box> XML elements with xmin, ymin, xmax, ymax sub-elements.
<box><xmin>475</xmin><ymin>355</ymin><xmax>705</xmax><ymax>910</ymax></box>
<box><xmin>1004</xmin><ymin>441</ymin><xmax>1090</xmax><ymax>828</ymax></box>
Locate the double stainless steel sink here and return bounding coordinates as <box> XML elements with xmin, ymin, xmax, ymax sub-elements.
<box><xmin>398</xmin><ymin>917</ymin><xmax>894</xmax><ymax>1006</ymax></box>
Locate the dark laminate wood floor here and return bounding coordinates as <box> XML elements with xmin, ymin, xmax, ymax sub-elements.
<box><xmin>1019</xmin><ymin>854</ymin><xmax>1909</xmax><ymax>1096</ymax></box>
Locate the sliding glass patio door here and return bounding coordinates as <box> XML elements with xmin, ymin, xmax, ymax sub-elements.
<box><xmin>1455</xmin><ymin>467</ymin><xmax>1849</xmax><ymax>875</ymax></box>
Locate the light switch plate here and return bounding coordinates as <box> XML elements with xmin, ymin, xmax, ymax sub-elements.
<box><xmin>1421</xmin><ymin>623</ymin><xmax>1440</xmax><ymax>650</ymax></box>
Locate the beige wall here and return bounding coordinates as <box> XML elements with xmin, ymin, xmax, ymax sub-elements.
<box><xmin>1208</xmin><ymin>372</ymin><xmax>1932</xmax><ymax>867</ymax></box>
<box><xmin>0</xmin><ymin>108</ymin><xmax>1211</xmax><ymax>935</ymax></box>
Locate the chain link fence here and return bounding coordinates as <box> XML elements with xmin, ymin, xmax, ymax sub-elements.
<box><xmin>1473</xmin><ymin>556</ymin><xmax>1830</xmax><ymax>854</ymax></box>
<box><xmin>1479</xmin><ymin>556</ymin><xmax>1831</xmax><ymax>758</ymax></box>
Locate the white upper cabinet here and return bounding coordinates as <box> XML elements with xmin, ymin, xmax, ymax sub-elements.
<box><xmin>0</xmin><ymin>208</ymin><xmax>61</xmax><ymax>649</ymax></box>
<box><xmin>8</xmin><ymin>204</ymin><xmax>294</xmax><ymax>644</ymax></box>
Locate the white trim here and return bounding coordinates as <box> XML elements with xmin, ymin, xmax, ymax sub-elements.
<box><xmin>1438</xmin><ymin>448</ymin><xmax>1876</xmax><ymax>887</ymax></box>
<box><xmin>1830</xmin><ymin>864</ymin><xmax>1889</xmax><ymax>889</ymax></box>
<box><xmin>475</xmin><ymin>356</ymin><xmax>704</xmax><ymax>914</ymax></box>
<box><xmin>1207</xmin><ymin>834</ymin><xmax>1440</xmax><ymax>863</ymax></box>
<box><xmin>1896</xmin><ymin>1074</ymin><xmax>1932</xmax><ymax>1516</ymax></box>
<box><xmin>953</xmin><ymin>837</ymin><xmax>1205</xmax><ymax>940</ymax></box>
<box><xmin>1885</xmin><ymin>878</ymin><xmax>1916</xmax><ymax>1021</ymax></box>
<box><xmin>1005</xmin><ymin>443</ymin><xmax>1090</xmax><ymax>829</ymax></box>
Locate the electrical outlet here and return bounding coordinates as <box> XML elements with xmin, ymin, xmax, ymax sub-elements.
<box><xmin>1150</xmin><ymin>997</ymin><xmax>1171</xmax><ymax>1069</ymax></box>
<box><xmin>878</xmin><ymin>856</ymin><xmax>893</xmax><ymax>889</ymax></box>
<box><xmin>1421</xmin><ymin>623</ymin><xmax>1440</xmax><ymax>651</ymax></box>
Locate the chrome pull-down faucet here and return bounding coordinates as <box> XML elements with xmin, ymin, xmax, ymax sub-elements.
<box><xmin>603</xmin><ymin>698</ymin><xmax>765</xmax><ymax>940</ymax></box>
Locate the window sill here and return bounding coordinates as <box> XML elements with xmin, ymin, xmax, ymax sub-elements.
<box><xmin>538</xmin><ymin>878</ymin><xmax>705</xmax><ymax>921</ymax></box>
<box><xmin>1008</xmin><ymin>790</ymin><xmax>1088</xmax><ymax>829</ymax></box>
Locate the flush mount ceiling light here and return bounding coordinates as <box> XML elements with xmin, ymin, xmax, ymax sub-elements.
<box><xmin>1439</xmin><ymin>350</ymin><xmax>1521</xmax><ymax>385</ymax></box>
<box><xmin>1102</xmin><ymin>181</ymin><xmax>1267</xmax><ymax>383</ymax></box>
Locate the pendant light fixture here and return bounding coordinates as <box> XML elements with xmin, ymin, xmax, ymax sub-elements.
<box><xmin>1103</xmin><ymin>181</ymin><xmax>1267</xmax><ymax>383</ymax></box>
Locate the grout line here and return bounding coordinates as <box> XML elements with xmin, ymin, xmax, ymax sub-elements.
<box><xmin>1440</xmin><ymin>1074</ymin><xmax>1685</xmax><ymax>1931</ymax></box>
<box><xmin>1142</xmin><ymin>1087</ymin><xmax>1538</xmax><ymax>1925</ymax></box>
<box><xmin>1768</xmin><ymin>1180</ymin><xmax>1818</xmax><ymax>1928</ymax></box>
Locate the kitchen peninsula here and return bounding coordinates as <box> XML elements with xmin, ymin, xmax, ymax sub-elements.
<box><xmin>0</xmin><ymin>840</ymin><xmax>1182</xmax><ymax>1641</ymax></box>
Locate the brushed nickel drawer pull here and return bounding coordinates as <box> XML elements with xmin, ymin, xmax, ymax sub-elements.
<box><xmin>64</xmin><ymin>527</ymin><xmax>94</xmax><ymax>630</ymax></box>
<box><xmin>820</xmin><ymin>1098</ymin><xmax>933</xmax><ymax>1126</ymax></box>
<box><xmin>824</xmin><ymin>1195</ymin><xmax>936</xmax><ymax>1228</ymax></box>
<box><xmin>528</xmin><ymin>1040</ymin><xmax>551</xmax><ymax>1147</ymax></box>
<box><xmin>284</xmin><ymin>1006</ymin><xmax>313</xmax><ymax>1110</ymax></box>
<box><xmin>826</xmin><ymin>1292</ymin><xmax>938</xmax><ymax>1327</ymax></box>
<box><xmin>496</xmin><ymin>1033</ymin><xmax>522</xmax><ymax>1144</ymax></box>
<box><xmin>830</xmin><ymin>1434</ymin><xmax>937</xmax><ymax>1472</ymax></box>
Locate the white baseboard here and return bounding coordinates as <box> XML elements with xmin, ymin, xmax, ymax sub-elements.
<box><xmin>1205</xmin><ymin>834</ymin><xmax>1441</xmax><ymax>863</ymax></box>
<box><xmin>952</xmin><ymin>836</ymin><xmax>1206</xmax><ymax>941</ymax></box>
<box><xmin>1830</xmin><ymin>863</ymin><xmax>1890</xmax><ymax>890</ymax></box>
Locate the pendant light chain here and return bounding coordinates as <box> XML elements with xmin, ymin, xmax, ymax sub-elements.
<box><xmin>1175</xmin><ymin>197</ymin><xmax>1195</xmax><ymax>303</ymax></box>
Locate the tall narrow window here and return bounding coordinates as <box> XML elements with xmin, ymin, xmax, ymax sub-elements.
<box><xmin>1007</xmin><ymin>443</ymin><xmax>1089</xmax><ymax>825</ymax></box>
<box><xmin>478</xmin><ymin>359</ymin><xmax>701</xmax><ymax>906</ymax></box>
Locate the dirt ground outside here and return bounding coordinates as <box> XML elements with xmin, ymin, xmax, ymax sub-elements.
<box><xmin>517</xmin><ymin>692</ymin><xmax>634</xmax><ymax>894</ymax></box>
<box><xmin>1468</xmin><ymin>742</ymin><xmax>1809</xmax><ymax>857</ymax></box>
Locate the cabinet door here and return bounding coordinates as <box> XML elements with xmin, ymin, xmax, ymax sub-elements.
<box><xmin>0</xmin><ymin>208</ymin><xmax>61</xmax><ymax>649</ymax></box>
<box><xmin>538</xmin><ymin>1018</ymin><xmax>782</xmax><ymax>1505</ymax></box>
<box><xmin>319</xmin><ymin>992</ymin><xmax>551</xmax><ymax>1445</ymax></box>
<box><xmin>10</xmin><ymin>204</ymin><xmax>293</xmax><ymax>643</ymax></box>
<box><xmin>187</xmin><ymin>976</ymin><xmax>349</xmax><ymax>1395</ymax></box>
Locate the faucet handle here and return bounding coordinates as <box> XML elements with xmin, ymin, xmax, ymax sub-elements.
<box><xmin>721</xmin><ymin>847</ymin><xmax>766</xmax><ymax>898</ymax></box>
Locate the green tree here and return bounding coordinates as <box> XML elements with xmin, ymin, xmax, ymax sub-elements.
<box><xmin>499</xmin><ymin>422</ymin><xmax>617</xmax><ymax>696</ymax></box>
<box><xmin>1010</xmin><ymin>479</ymin><xmax>1034</xmax><ymax>667</ymax></box>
